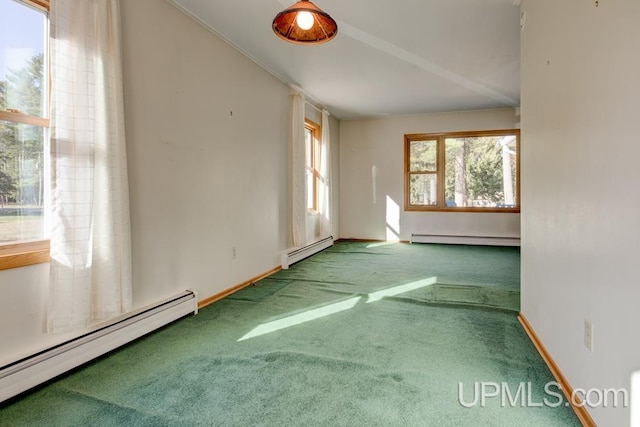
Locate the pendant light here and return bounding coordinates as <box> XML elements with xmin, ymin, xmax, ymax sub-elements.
<box><xmin>272</xmin><ymin>0</ymin><xmax>338</xmax><ymax>45</ymax></box>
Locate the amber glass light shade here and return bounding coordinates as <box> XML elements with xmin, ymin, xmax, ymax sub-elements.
<box><xmin>272</xmin><ymin>0</ymin><xmax>338</xmax><ymax>45</ymax></box>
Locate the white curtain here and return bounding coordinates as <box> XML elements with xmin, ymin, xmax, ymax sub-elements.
<box><xmin>291</xmin><ymin>92</ymin><xmax>307</xmax><ymax>248</ymax></box>
<box><xmin>318</xmin><ymin>109</ymin><xmax>332</xmax><ymax>238</ymax></box>
<box><xmin>48</xmin><ymin>0</ymin><xmax>132</xmax><ymax>333</ymax></box>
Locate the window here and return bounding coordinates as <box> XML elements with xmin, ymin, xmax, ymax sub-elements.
<box><xmin>405</xmin><ymin>129</ymin><xmax>520</xmax><ymax>212</ymax></box>
<box><xmin>0</xmin><ymin>0</ymin><xmax>50</xmax><ymax>269</ymax></box>
<box><xmin>305</xmin><ymin>119</ymin><xmax>320</xmax><ymax>211</ymax></box>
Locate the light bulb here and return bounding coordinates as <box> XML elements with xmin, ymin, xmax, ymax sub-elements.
<box><xmin>296</xmin><ymin>11</ymin><xmax>314</xmax><ymax>30</ymax></box>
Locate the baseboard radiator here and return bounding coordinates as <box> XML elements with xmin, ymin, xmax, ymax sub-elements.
<box><xmin>281</xmin><ymin>236</ymin><xmax>334</xmax><ymax>269</ymax></box>
<box><xmin>411</xmin><ymin>233</ymin><xmax>520</xmax><ymax>247</ymax></box>
<box><xmin>0</xmin><ymin>290</ymin><xmax>198</xmax><ymax>404</ymax></box>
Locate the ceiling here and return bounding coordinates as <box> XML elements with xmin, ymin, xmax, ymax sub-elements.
<box><xmin>170</xmin><ymin>0</ymin><xmax>521</xmax><ymax>120</ymax></box>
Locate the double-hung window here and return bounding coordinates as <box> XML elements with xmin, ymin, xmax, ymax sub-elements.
<box><xmin>405</xmin><ymin>129</ymin><xmax>520</xmax><ymax>212</ymax></box>
<box><xmin>305</xmin><ymin>119</ymin><xmax>320</xmax><ymax>212</ymax></box>
<box><xmin>0</xmin><ymin>0</ymin><xmax>50</xmax><ymax>269</ymax></box>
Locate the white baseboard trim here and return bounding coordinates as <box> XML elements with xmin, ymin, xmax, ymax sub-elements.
<box><xmin>410</xmin><ymin>233</ymin><xmax>520</xmax><ymax>247</ymax></box>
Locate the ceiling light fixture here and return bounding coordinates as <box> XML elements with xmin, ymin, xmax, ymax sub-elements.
<box><xmin>272</xmin><ymin>0</ymin><xmax>338</xmax><ymax>45</ymax></box>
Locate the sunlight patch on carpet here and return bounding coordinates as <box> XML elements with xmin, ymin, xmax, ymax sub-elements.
<box><xmin>366</xmin><ymin>277</ymin><xmax>438</xmax><ymax>303</ymax></box>
<box><xmin>366</xmin><ymin>241</ymin><xmax>400</xmax><ymax>248</ymax></box>
<box><xmin>240</xmin><ymin>276</ymin><xmax>438</xmax><ymax>341</ymax></box>
<box><xmin>238</xmin><ymin>297</ymin><xmax>362</xmax><ymax>341</ymax></box>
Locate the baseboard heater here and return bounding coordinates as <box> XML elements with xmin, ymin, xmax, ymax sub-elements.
<box><xmin>0</xmin><ymin>290</ymin><xmax>198</xmax><ymax>404</ymax></box>
<box><xmin>281</xmin><ymin>235</ymin><xmax>334</xmax><ymax>269</ymax></box>
<box><xmin>411</xmin><ymin>233</ymin><xmax>520</xmax><ymax>247</ymax></box>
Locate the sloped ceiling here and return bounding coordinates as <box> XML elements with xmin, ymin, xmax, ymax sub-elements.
<box><xmin>170</xmin><ymin>0</ymin><xmax>520</xmax><ymax>119</ymax></box>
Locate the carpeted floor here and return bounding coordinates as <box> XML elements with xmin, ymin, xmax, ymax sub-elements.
<box><xmin>0</xmin><ymin>241</ymin><xmax>579</xmax><ymax>426</ymax></box>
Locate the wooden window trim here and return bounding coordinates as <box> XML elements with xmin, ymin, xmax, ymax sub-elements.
<box><xmin>23</xmin><ymin>0</ymin><xmax>49</xmax><ymax>11</ymax></box>
<box><xmin>0</xmin><ymin>240</ymin><xmax>50</xmax><ymax>270</ymax></box>
<box><xmin>404</xmin><ymin>129</ymin><xmax>521</xmax><ymax>213</ymax></box>
<box><xmin>0</xmin><ymin>111</ymin><xmax>50</xmax><ymax>127</ymax></box>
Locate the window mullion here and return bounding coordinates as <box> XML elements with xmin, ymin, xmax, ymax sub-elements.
<box><xmin>437</xmin><ymin>136</ymin><xmax>446</xmax><ymax>208</ymax></box>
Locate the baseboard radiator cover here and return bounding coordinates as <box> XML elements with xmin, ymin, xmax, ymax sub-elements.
<box><xmin>410</xmin><ymin>233</ymin><xmax>520</xmax><ymax>247</ymax></box>
<box><xmin>0</xmin><ymin>290</ymin><xmax>198</xmax><ymax>403</ymax></box>
<box><xmin>281</xmin><ymin>236</ymin><xmax>334</xmax><ymax>269</ymax></box>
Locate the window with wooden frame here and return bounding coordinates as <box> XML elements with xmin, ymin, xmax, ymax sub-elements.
<box><xmin>404</xmin><ymin>129</ymin><xmax>520</xmax><ymax>213</ymax></box>
<box><xmin>0</xmin><ymin>0</ymin><xmax>50</xmax><ymax>270</ymax></box>
<box><xmin>304</xmin><ymin>119</ymin><xmax>321</xmax><ymax>212</ymax></box>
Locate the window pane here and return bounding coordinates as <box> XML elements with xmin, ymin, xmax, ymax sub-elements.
<box><xmin>305</xmin><ymin>127</ymin><xmax>312</xmax><ymax>168</ymax></box>
<box><xmin>444</xmin><ymin>135</ymin><xmax>517</xmax><ymax>208</ymax></box>
<box><xmin>409</xmin><ymin>139</ymin><xmax>437</xmax><ymax>172</ymax></box>
<box><xmin>409</xmin><ymin>174</ymin><xmax>437</xmax><ymax>206</ymax></box>
<box><xmin>305</xmin><ymin>127</ymin><xmax>314</xmax><ymax>209</ymax></box>
<box><xmin>0</xmin><ymin>121</ymin><xmax>46</xmax><ymax>242</ymax></box>
<box><xmin>0</xmin><ymin>0</ymin><xmax>47</xmax><ymax>117</ymax></box>
<box><xmin>306</xmin><ymin>168</ymin><xmax>314</xmax><ymax>209</ymax></box>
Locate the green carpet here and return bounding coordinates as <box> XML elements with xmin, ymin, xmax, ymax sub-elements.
<box><xmin>0</xmin><ymin>241</ymin><xmax>579</xmax><ymax>426</ymax></box>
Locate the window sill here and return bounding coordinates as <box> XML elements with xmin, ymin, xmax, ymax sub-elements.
<box><xmin>0</xmin><ymin>240</ymin><xmax>50</xmax><ymax>271</ymax></box>
<box><xmin>405</xmin><ymin>207</ymin><xmax>521</xmax><ymax>214</ymax></box>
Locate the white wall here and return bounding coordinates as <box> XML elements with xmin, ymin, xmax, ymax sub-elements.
<box><xmin>0</xmin><ymin>264</ymin><xmax>58</xmax><ymax>364</ymax></box>
<box><xmin>339</xmin><ymin>110</ymin><xmax>520</xmax><ymax>241</ymax></box>
<box><xmin>121</xmin><ymin>0</ymin><xmax>293</xmax><ymax>308</ymax></box>
<box><xmin>520</xmin><ymin>1</ymin><xmax>640</xmax><ymax>425</ymax></box>
<box><xmin>0</xmin><ymin>0</ymin><xmax>340</xmax><ymax>365</ymax></box>
<box><xmin>330</xmin><ymin>115</ymin><xmax>340</xmax><ymax>240</ymax></box>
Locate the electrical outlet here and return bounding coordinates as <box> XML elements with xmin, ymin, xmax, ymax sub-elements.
<box><xmin>232</xmin><ymin>247</ymin><xmax>237</xmax><ymax>260</ymax></box>
<box><xmin>584</xmin><ymin>320</ymin><xmax>593</xmax><ymax>352</ymax></box>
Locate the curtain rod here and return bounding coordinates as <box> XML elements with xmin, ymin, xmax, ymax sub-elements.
<box><xmin>290</xmin><ymin>84</ymin><xmax>329</xmax><ymax>116</ymax></box>
<box><xmin>306</xmin><ymin>101</ymin><xmax>331</xmax><ymax>117</ymax></box>
<box><xmin>305</xmin><ymin>100</ymin><xmax>325</xmax><ymax>114</ymax></box>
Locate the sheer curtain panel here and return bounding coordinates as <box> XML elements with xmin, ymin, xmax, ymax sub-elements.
<box><xmin>318</xmin><ymin>109</ymin><xmax>332</xmax><ymax>238</ymax></box>
<box><xmin>291</xmin><ymin>92</ymin><xmax>307</xmax><ymax>248</ymax></box>
<box><xmin>48</xmin><ymin>0</ymin><xmax>132</xmax><ymax>333</ymax></box>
